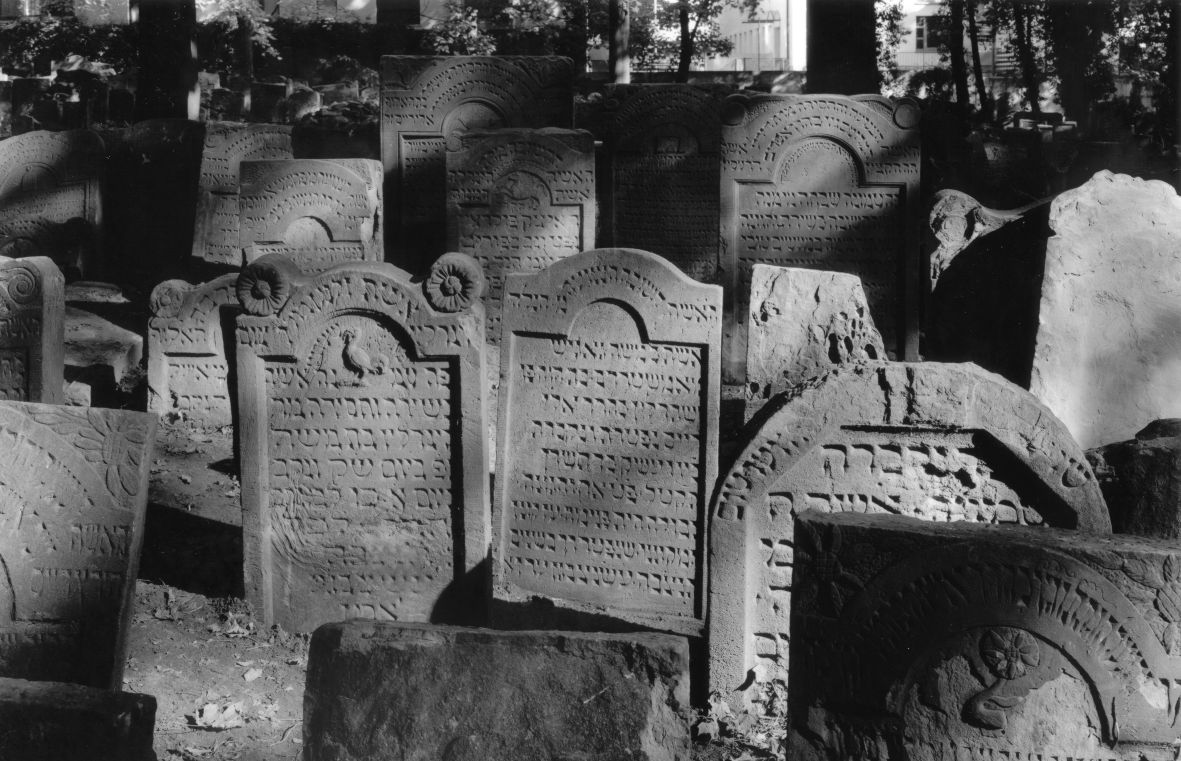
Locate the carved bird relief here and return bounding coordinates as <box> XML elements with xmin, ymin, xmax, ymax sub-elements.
<box><xmin>339</xmin><ymin>329</ymin><xmax>386</xmax><ymax>387</ymax></box>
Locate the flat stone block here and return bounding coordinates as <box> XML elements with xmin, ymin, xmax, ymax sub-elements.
<box><xmin>304</xmin><ymin>621</ymin><xmax>690</xmax><ymax>761</ymax></box>
<box><xmin>0</xmin><ymin>677</ymin><xmax>155</xmax><ymax>760</ymax></box>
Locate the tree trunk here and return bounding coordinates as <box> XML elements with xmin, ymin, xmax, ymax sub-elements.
<box><xmin>1010</xmin><ymin>2</ymin><xmax>1041</xmax><ymax>114</ymax></box>
<box><xmin>966</xmin><ymin>0</ymin><xmax>992</xmax><ymax>121</ymax></box>
<box><xmin>609</xmin><ymin>0</ymin><xmax>631</xmax><ymax>83</ymax></box>
<box><xmin>676</xmin><ymin>0</ymin><xmax>692</xmax><ymax>82</ymax></box>
<box><xmin>948</xmin><ymin>0</ymin><xmax>970</xmax><ymax>111</ymax></box>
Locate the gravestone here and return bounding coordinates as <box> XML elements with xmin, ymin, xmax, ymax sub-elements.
<box><xmin>235</xmin><ymin>253</ymin><xmax>489</xmax><ymax>632</ymax></box>
<box><xmin>146</xmin><ymin>275</ymin><xmax>240</xmax><ymax>523</ymax></box>
<box><xmin>0</xmin><ymin>400</ymin><xmax>156</xmax><ymax>688</ymax></box>
<box><xmin>0</xmin><ymin>130</ymin><xmax>105</xmax><ymax>279</ymax></box>
<box><xmin>380</xmin><ymin>55</ymin><xmax>574</xmax><ymax>272</ymax></box>
<box><xmin>493</xmin><ymin>248</ymin><xmax>721</xmax><ymax>635</ymax></box>
<box><xmin>192</xmin><ymin>122</ymin><xmax>293</xmax><ymax>267</ymax></box>
<box><xmin>1088</xmin><ymin>419</ymin><xmax>1181</xmax><ymax>539</ymax></box>
<box><xmin>789</xmin><ymin>511</ymin><xmax>1181</xmax><ymax>761</ymax></box>
<box><xmin>0</xmin><ymin>256</ymin><xmax>65</xmax><ymax>404</ymax></box>
<box><xmin>709</xmin><ymin>361</ymin><xmax>1110</xmax><ymax>712</ymax></box>
<box><xmin>744</xmin><ymin>264</ymin><xmax>883</xmax><ymax>417</ymax></box>
<box><xmin>719</xmin><ymin>94</ymin><xmax>921</xmax><ymax>358</ymax></box>
<box><xmin>1031</xmin><ymin>171</ymin><xmax>1181</xmax><ymax>449</ymax></box>
<box><xmin>238</xmin><ymin>159</ymin><xmax>383</xmax><ymax>272</ymax></box>
<box><xmin>0</xmin><ymin>677</ymin><xmax>155</xmax><ymax>761</ymax></box>
<box><xmin>446</xmin><ymin>127</ymin><xmax>595</xmax><ymax>365</ymax></box>
<box><xmin>305</xmin><ymin>621</ymin><xmax>691</xmax><ymax>761</ymax></box>
<box><xmin>592</xmin><ymin>84</ymin><xmax>728</xmax><ymax>282</ymax></box>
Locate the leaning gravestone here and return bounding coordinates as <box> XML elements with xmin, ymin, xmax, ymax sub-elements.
<box><xmin>0</xmin><ymin>256</ymin><xmax>64</xmax><ymax>404</ymax></box>
<box><xmin>380</xmin><ymin>55</ymin><xmax>574</xmax><ymax>272</ymax></box>
<box><xmin>0</xmin><ymin>400</ymin><xmax>156</xmax><ymax>688</ymax></box>
<box><xmin>789</xmin><ymin>510</ymin><xmax>1181</xmax><ymax>761</ymax></box>
<box><xmin>238</xmin><ymin>159</ymin><xmax>383</xmax><ymax>272</ymax></box>
<box><xmin>146</xmin><ymin>275</ymin><xmax>240</xmax><ymax>524</ymax></box>
<box><xmin>446</xmin><ymin>127</ymin><xmax>595</xmax><ymax>357</ymax></box>
<box><xmin>592</xmin><ymin>84</ymin><xmax>728</xmax><ymax>282</ymax></box>
<box><xmin>1031</xmin><ymin>171</ymin><xmax>1181</xmax><ymax>449</ymax></box>
<box><xmin>493</xmin><ymin>248</ymin><xmax>721</xmax><ymax>635</ymax></box>
<box><xmin>719</xmin><ymin>94</ymin><xmax>921</xmax><ymax>358</ymax></box>
<box><xmin>235</xmin><ymin>253</ymin><xmax>489</xmax><ymax>632</ymax></box>
<box><xmin>709</xmin><ymin>361</ymin><xmax>1110</xmax><ymax>711</ymax></box>
<box><xmin>192</xmin><ymin>122</ymin><xmax>293</xmax><ymax>267</ymax></box>
<box><xmin>0</xmin><ymin>129</ymin><xmax>105</xmax><ymax>279</ymax></box>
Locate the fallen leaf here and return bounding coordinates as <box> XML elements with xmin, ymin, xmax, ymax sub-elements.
<box><xmin>243</xmin><ymin>667</ymin><xmax>263</xmax><ymax>682</ymax></box>
<box><xmin>190</xmin><ymin>701</ymin><xmax>245</xmax><ymax>730</ymax></box>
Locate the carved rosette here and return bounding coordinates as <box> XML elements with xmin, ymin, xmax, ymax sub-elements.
<box><xmin>148</xmin><ymin>279</ymin><xmax>195</xmax><ymax>319</ymax></box>
<box><xmin>27</xmin><ymin>406</ymin><xmax>150</xmax><ymax>501</ymax></box>
<box><xmin>237</xmin><ymin>254</ymin><xmax>302</xmax><ymax>316</ymax></box>
<box><xmin>424</xmin><ymin>252</ymin><xmax>485</xmax><ymax>313</ymax></box>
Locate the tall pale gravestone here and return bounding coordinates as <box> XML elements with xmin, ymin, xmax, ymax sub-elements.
<box><xmin>0</xmin><ymin>130</ymin><xmax>105</xmax><ymax>278</ymax></box>
<box><xmin>494</xmin><ymin>248</ymin><xmax>721</xmax><ymax>635</ymax></box>
<box><xmin>238</xmin><ymin>158</ymin><xmax>383</xmax><ymax>272</ymax></box>
<box><xmin>0</xmin><ymin>256</ymin><xmax>64</xmax><ymax>404</ymax></box>
<box><xmin>446</xmin><ymin>127</ymin><xmax>595</xmax><ymax>352</ymax></box>
<box><xmin>1031</xmin><ymin>171</ymin><xmax>1181</xmax><ymax>449</ymax></box>
<box><xmin>192</xmin><ymin>122</ymin><xmax>293</xmax><ymax>267</ymax></box>
<box><xmin>235</xmin><ymin>253</ymin><xmax>490</xmax><ymax>632</ymax></box>
<box><xmin>790</xmin><ymin>511</ymin><xmax>1181</xmax><ymax>761</ymax></box>
<box><xmin>709</xmin><ymin>362</ymin><xmax>1110</xmax><ymax>712</ymax></box>
<box><xmin>380</xmin><ymin>56</ymin><xmax>574</xmax><ymax>271</ymax></box>
<box><xmin>594</xmin><ymin>84</ymin><xmax>727</xmax><ymax>282</ymax></box>
<box><xmin>0</xmin><ymin>400</ymin><xmax>156</xmax><ymax>688</ymax></box>
<box><xmin>720</xmin><ymin>94</ymin><xmax>921</xmax><ymax>358</ymax></box>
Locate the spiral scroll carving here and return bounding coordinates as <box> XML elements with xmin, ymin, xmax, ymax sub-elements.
<box><xmin>2</xmin><ymin>264</ymin><xmax>39</xmax><ymax>305</ymax></box>
<box><xmin>149</xmin><ymin>280</ymin><xmax>195</xmax><ymax>319</ymax></box>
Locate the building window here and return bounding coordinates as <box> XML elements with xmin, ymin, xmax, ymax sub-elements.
<box><xmin>915</xmin><ymin>15</ymin><xmax>948</xmax><ymax>51</ymax></box>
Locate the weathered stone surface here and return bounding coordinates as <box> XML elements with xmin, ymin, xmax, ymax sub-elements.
<box><xmin>238</xmin><ymin>158</ymin><xmax>383</xmax><ymax>271</ymax></box>
<box><xmin>446</xmin><ymin>127</ymin><xmax>595</xmax><ymax>382</ymax></box>
<box><xmin>64</xmin><ymin>305</ymin><xmax>143</xmax><ymax>389</ymax></box>
<box><xmin>0</xmin><ymin>256</ymin><xmax>64</xmax><ymax>404</ymax></box>
<box><xmin>380</xmin><ymin>56</ymin><xmax>574</xmax><ymax>272</ymax></box>
<box><xmin>493</xmin><ymin>248</ymin><xmax>721</xmax><ymax>635</ymax></box>
<box><xmin>1031</xmin><ymin>171</ymin><xmax>1181</xmax><ymax>449</ymax></box>
<box><xmin>0</xmin><ymin>677</ymin><xmax>155</xmax><ymax>760</ymax></box>
<box><xmin>709</xmin><ymin>361</ymin><xmax>1110</xmax><ymax>711</ymax></box>
<box><xmin>926</xmin><ymin>191</ymin><xmax>1050</xmax><ymax>387</ymax></box>
<box><xmin>304</xmin><ymin>620</ymin><xmax>690</xmax><ymax>761</ymax></box>
<box><xmin>591</xmin><ymin>84</ymin><xmax>728</xmax><ymax>282</ymax></box>
<box><xmin>235</xmin><ymin>253</ymin><xmax>489</xmax><ymax>632</ymax></box>
<box><xmin>744</xmin><ymin>264</ymin><xmax>883</xmax><ymax>415</ymax></box>
<box><xmin>1088</xmin><ymin>419</ymin><xmax>1181</xmax><ymax>540</ymax></box>
<box><xmin>788</xmin><ymin>510</ymin><xmax>1181</xmax><ymax>761</ymax></box>
<box><xmin>193</xmin><ymin>122</ymin><xmax>293</xmax><ymax>266</ymax></box>
<box><xmin>0</xmin><ymin>129</ymin><xmax>105</xmax><ymax>279</ymax></box>
<box><xmin>0</xmin><ymin>400</ymin><xmax>156</xmax><ymax>688</ymax></box>
<box><xmin>719</xmin><ymin>94</ymin><xmax>921</xmax><ymax>358</ymax></box>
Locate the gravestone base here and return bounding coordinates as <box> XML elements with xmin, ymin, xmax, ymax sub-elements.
<box><xmin>0</xmin><ymin>678</ymin><xmax>155</xmax><ymax>761</ymax></box>
<box><xmin>304</xmin><ymin>621</ymin><xmax>691</xmax><ymax>761</ymax></box>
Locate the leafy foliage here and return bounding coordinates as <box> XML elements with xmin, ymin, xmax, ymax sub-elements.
<box><xmin>0</xmin><ymin>12</ymin><xmax>137</xmax><ymax>75</ymax></box>
<box><xmin>693</xmin><ymin>685</ymin><xmax>788</xmax><ymax>760</ymax></box>
<box><xmin>423</xmin><ymin>0</ymin><xmax>498</xmax><ymax>55</ymax></box>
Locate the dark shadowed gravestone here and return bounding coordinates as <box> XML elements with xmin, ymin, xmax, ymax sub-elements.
<box><xmin>238</xmin><ymin>158</ymin><xmax>383</xmax><ymax>272</ymax></box>
<box><xmin>0</xmin><ymin>130</ymin><xmax>105</xmax><ymax>279</ymax></box>
<box><xmin>304</xmin><ymin>621</ymin><xmax>690</xmax><ymax>761</ymax></box>
<box><xmin>708</xmin><ymin>362</ymin><xmax>1110</xmax><ymax>712</ymax></box>
<box><xmin>0</xmin><ymin>256</ymin><xmax>64</xmax><ymax>404</ymax></box>
<box><xmin>380</xmin><ymin>56</ymin><xmax>574</xmax><ymax>272</ymax></box>
<box><xmin>719</xmin><ymin>94</ymin><xmax>921</xmax><ymax>358</ymax></box>
<box><xmin>493</xmin><ymin>248</ymin><xmax>721</xmax><ymax>636</ymax></box>
<box><xmin>0</xmin><ymin>400</ymin><xmax>156</xmax><ymax>688</ymax></box>
<box><xmin>789</xmin><ymin>511</ymin><xmax>1181</xmax><ymax>761</ymax></box>
<box><xmin>591</xmin><ymin>83</ymin><xmax>729</xmax><ymax>283</ymax></box>
<box><xmin>235</xmin><ymin>253</ymin><xmax>489</xmax><ymax>632</ymax></box>
<box><xmin>192</xmin><ymin>122</ymin><xmax>293</xmax><ymax>268</ymax></box>
<box><xmin>1088</xmin><ymin>419</ymin><xmax>1181</xmax><ymax>540</ymax></box>
<box><xmin>0</xmin><ymin>677</ymin><xmax>155</xmax><ymax>761</ymax></box>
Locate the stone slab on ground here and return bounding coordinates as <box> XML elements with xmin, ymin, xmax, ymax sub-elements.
<box><xmin>1031</xmin><ymin>171</ymin><xmax>1181</xmax><ymax>449</ymax></box>
<box><xmin>0</xmin><ymin>677</ymin><xmax>155</xmax><ymax>760</ymax></box>
<box><xmin>303</xmin><ymin>620</ymin><xmax>691</xmax><ymax>761</ymax></box>
<box><xmin>789</xmin><ymin>510</ymin><xmax>1181</xmax><ymax>760</ymax></box>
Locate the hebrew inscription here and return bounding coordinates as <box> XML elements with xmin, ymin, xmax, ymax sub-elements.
<box><xmin>0</xmin><ymin>401</ymin><xmax>155</xmax><ymax>689</ymax></box>
<box><xmin>380</xmin><ymin>56</ymin><xmax>574</xmax><ymax>271</ymax></box>
<box><xmin>235</xmin><ymin>254</ymin><xmax>489</xmax><ymax>632</ymax></box>
<box><xmin>720</xmin><ymin>95</ymin><xmax>921</xmax><ymax>357</ymax></box>
<box><xmin>0</xmin><ymin>256</ymin><xmax>63</xmax><ymax>404</ymax></box>
<box><xmin>494</xmin><ymin>248</ymin><xmax>721</xmax><ymax>635</ymax></box>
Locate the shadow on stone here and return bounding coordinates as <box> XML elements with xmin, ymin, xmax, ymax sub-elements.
<box><xmin>138</xmin><ymin>503</ymin><xmax>244</xmax><ymax>599</ymax></box>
